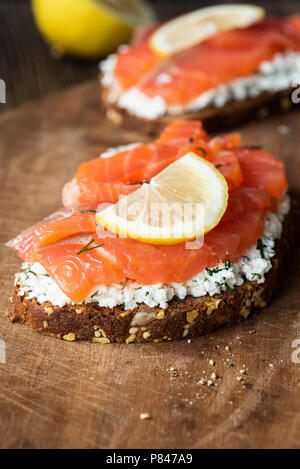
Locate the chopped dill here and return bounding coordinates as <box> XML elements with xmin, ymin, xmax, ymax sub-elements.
<box><xmin>256</xmin><ymin>239</ymin><xmax>265</xmax><ymax>258</ymax></box>
<box><xmin>174</xmin><ymin>296</ymin><xmax>185</xmax><ymax>302</ymax></box>
<box><xmin>196</xmin><ymin>147</ymin><xmax>208</xmax><ymax>156</ymax></box>
<box><xmin>206</xmin><ymin>266</ymin><xmax>224</xmax><ymax>276</ymax></box>
<box><xmin>225</xmin><ymin>283</ymin><xmax>236</xmax><ymax>294</ymax></box>
<box><xmin>251</xmin><ymin>273</ymin><xmax>262</xmax><ymax>280</ymax></box>
<box><xmin>24</xmin><ymin>268</ymin><xmax>37</xmax><ymax>280</ymax></box>
<box><xmin>131</xmin><ymin>180</ymin><xmax>150</xmax><ymax>185</ymax></box>
<box><xmin>79</xmin><ymin>209</ymin><xmax>97</xmax><ymax>213</ymax></box>
<box><xmin>76</xmin><ymin>239</ymin><xmax>104</xmax><ymax>255</ymax></box>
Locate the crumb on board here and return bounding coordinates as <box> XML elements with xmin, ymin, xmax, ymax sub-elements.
<box><xmin>140</xmin><ymin>413</ymin><xmax>151</xmax><ymax>420</ymax></box>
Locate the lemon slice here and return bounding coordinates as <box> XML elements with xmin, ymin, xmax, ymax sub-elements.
<box><xmin>96</xmin><ymin>153</ymin><xmax>228</xmax><ymax>245</ymax></box>
<box><xmin>149</xmin><ymin>4</ymin><xmax>265</xmax><ymax>57</ymax></box>
<box><xmin>32</xmin><ymin>0</ymin><xmax>155</xmax><ymax>58</ymax></box>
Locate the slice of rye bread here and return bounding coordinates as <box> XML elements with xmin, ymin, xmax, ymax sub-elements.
<box><xmin>8</xmin><ymin>199</ymin><xmax>298</xmax><ymax>344</ymax></box>
<box><xmin>100</xmin><ymin>79</ymin><xmax>296</xmax><ymax>136</ymax></box>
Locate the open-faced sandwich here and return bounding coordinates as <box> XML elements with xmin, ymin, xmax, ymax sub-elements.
<box><xmin>7</xmin><ymin>120</ymin><xmax>296</xmax><ymax>343</ymax></box>
<box><xmin>100</xmin><ymin>4</ymin><xmax>300</xmax><ymax>134</ymax></box>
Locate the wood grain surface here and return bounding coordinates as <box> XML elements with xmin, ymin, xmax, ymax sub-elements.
<box><xmin>0</xmin><ymin>81</ymin><xmax>300</xmax><ymax>449</ymax></box>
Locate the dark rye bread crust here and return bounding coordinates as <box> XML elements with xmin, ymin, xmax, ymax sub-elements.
<box><xmin>8</xmin><ymin>199</ymin><xmax>297</xmax><ymax>344</ymax></box>
<box><xmin>101</xmin><ymin>79</ymin><xmax>295</xmax><ymax>136</ymax></box>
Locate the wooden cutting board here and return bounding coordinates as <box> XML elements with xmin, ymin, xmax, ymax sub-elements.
<box><xmin>0</xmin><ymin>81</ymin><xmax>300</xmax><ymax>449</ymax></box>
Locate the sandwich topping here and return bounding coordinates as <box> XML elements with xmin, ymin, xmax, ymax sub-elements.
<box><xmin>8</xmin><ymin>120</ymin><xmax>289</xmax><ymax>309</ymax></box>
<box><xmin>111</xmin><ymin>51</ymin><xmax>300</xmax><ymax>119</ymax></box>
<box><xmin>15</xmin><ymin>195</ymin><xmax>290</xmax><ymax>309</ymax></box>
<box><xmin>100</xmin><ymin>13</ymin><xmax>300</xmax><ymax>119</ymax></box>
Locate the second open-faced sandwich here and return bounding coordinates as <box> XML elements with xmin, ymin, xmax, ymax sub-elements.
<box><xmin>100</xmin><ymin>4</ymin><xmax>300</xmax><ymax>134</ymax></box>
<box><xmin>7</xmin><ymin>120</ymin><xmax>296</xmax><ymax>343</ymax></box>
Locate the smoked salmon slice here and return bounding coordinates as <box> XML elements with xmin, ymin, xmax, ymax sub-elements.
<box><xmin>63</xmin><ymin>121</ymin><xmax>244</xmax><ymax>209</ymax></box>
<box><xmin>221</xmin><ymin>187</ymin><xmax>272</xmax><ymax>224</ymax></box>
<box><xmin>37</xmin><ymin>235</ymin><xmax>125</xmax><ymax>303</ymax></box>
<box><xmin>111</xmin><ymin>26</ymin><xmax>161</xmax><ymax>97</ymax></box>
<box><xmin>236</xmin><ymin>148</ymin><xmax>288</xmax><ymax>199</ymax></box>
<box><xmin>110</xmin><ymin>16</ymin><xmax>300</xmax><ymax>107</ymax></box>
<box><xmin>205</xmin><ymin>210</ymin><xmax>266</xmax><ymax>264</ymax></box>
<box><xmin>7</xmin><ymin>210</ymin><xmax>97</xmax><ymax>263</ymax></box>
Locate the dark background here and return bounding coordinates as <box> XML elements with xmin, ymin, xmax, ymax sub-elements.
<box><xmin>0</xmin><ymin>0</ymin><xmax>298</xmax><ymax>112</ymax></box>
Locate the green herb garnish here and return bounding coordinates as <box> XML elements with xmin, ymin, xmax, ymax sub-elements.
<box><xmin>215</xmin><ymin>164</ymin><xmax>223</xmax><ymax>169</ymax></box>
<box><xmin>24</xmin><ymin>268</ymin><xmax>37</xmax><ymax>280</ymax></box>
<box><xmin>206</xmin><ymin>266</ymin><xmax>223</xmax><ymax>276</ymax></box>
<box><xmin>79</xmin><ymin>209</ymin><xmax>97</xmax><ymax>214</ymax></box>
<box><xmin>174</xmin><ymin>296</ymin><xmax>185</xmax><ymax>302</ymax></box>
<box><xmin>145</xmin><ymin>291</ymin><xmax>149</xmax><ymax>296</ymax></box>
<box><xmin>256</xmin><ymin>239</ymin><xmax>265</xmax><ymax>258</ymax></box>
<box><xmin>76</xmin><ymin>239</ymin><xmax>104</xmax><ymax>255</ymax></box>
<box><xmin>225</xmin><ymin>283</ymin><xmax>236</xmax><ymax>295</ymax></box>
<box><xmin>196</xmin><ymin>147</ymin><xmax>208</xmax><ymax>156</ymax></box>
<box><xmin>251</xmin><ymin>273</ymin><xmax>262</xmax><ymax>280</ymax></box>
<box><xmin>131</xmin><ymin>180</ymin><xmax>150</xmax><ymax>185</ymax></box>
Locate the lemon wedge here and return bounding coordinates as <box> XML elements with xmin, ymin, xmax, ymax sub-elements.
<box><xmin>31</xmin><ymin>0</ymin><xmax>155</xmax><ymax>58</ymax></box>
<box><xmin>96</xmin><ymin>153</ymin><xmax>228</xmax><ymax>245</ymax></box>
<box><xmin>149</xmin><ymin>4</ymin><xmax>265</xmax><ymax>57</ymax></box>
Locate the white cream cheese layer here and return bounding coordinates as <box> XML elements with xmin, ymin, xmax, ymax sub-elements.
<box><xmin>15</xmin><ymin>196</ymin><xmax>290</xmax><ymax>310</ymax></box>
<box><xmin>100</xmin><ymin>50</ymin><xmax>300</xmax><ymax>119</ymax></box>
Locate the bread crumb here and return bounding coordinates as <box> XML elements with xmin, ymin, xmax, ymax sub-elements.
<box><xmin>197</xmin><ymin>378</ymin><xmax>206</xmax><ymax>385</ymax></box>
<box><xmin>140</xmin><ymin>412</ymin><xmax>151</xmax><ymax>420</ymax></box>
<box><xmin>45</xmin><ymin>306</ymin><xmax>53</xmax><ymax>316</ymax></box>
<box><xmin>63</xmin><ymin>332</ymin><xmax>76</xmax><ymax>342</ymax></box>
<box><xmin>126</xmin><ymin>334</ymin><xmax>136</xmax><ymax>344</ymax></box>
<box><xmin>209</xmin><ymin>359</ymin><xmax>215</xmax><ymax>366</ymax></box>
<box><xmin>92</xmin><ymin>337</ymin><xmax>110</xmax><ymax>344</ymax></box>
<box><xmin>186</xmin><ymin>310</ymin><xmax>198</xmax><ymax>324</ymax></box>
<box><xmin>156</xmin><ymin>311</ymin><xmax>165</xmax><ymax>320</ymax></box>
